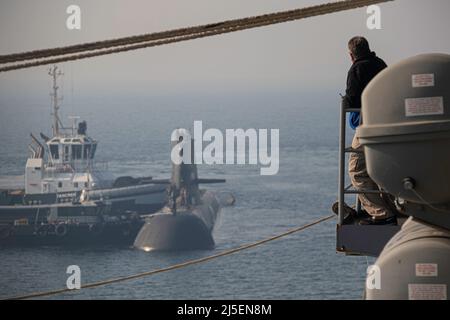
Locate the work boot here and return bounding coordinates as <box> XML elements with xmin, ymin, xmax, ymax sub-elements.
<box><xmin>332</xmin><ymin>201</ymin><xmax>357</xmax><ymax>224</ymax></box>
<box><xmin>358</xmin><ymin>215</ymin><xmax>397</xmax><ymax>226</ymax></box>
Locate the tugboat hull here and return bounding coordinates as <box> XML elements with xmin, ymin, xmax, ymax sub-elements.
<box><xmin>0</xmin><ymin>199</ymin><xmax>148</xmax><ymax>247</ymax></box>
<box><xmin>0</xmin><ymin>219</ymin><xmax>144</xmax><ymax>246</ymax></box>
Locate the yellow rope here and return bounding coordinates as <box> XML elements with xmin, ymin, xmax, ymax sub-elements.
<box><xmin>0</xmin><ymin>0</ymin><xmax>394</xmax><ymax>72</ymax></box>
<box><xmin>3</xmin><ymin>214</ymin><xmax>334</xmax><ymax>300</ymax></box>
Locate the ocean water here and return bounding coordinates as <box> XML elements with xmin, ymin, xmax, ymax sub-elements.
<box><xmin>0</xmin><ymin>92</ymin><xmax>371</xmax><ymax>299</ymax></box>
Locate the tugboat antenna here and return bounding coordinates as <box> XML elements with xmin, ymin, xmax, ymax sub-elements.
<box><xmin>48</xmin><ymin>65</ymin><xmax>64</xmax><ymax>136</ymax></box>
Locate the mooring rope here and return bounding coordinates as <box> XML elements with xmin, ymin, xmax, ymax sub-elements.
<box><xmin>3</xmin><ymin>214</ymin><xmax>334</xmax><ymax>300</ymax></box>
<box><xmin>0</xmin><ymin>0</ymin><xmax>393</xmax><ymax>72</ymax></box>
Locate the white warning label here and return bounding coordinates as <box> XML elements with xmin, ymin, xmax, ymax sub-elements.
<box><xmin>408</xmin><ymin>284</ymin><xmax>447</xmax><ymax>300</ymax></box>
<box><xmin>416</xmin><ymin>263</ymin><xmax>438</xmax><ymax>277</ymax></box>
<box><xmin>405</xmin><ymin>96</ymin><xmax>444</xmax><ymax>117</ymax></box>
<box><xmin>412</xmin><ymin>74</ymin><xmax>435</xmax><ymax>87</ymax></box>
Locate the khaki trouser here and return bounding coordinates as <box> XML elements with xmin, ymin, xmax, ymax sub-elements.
<box><xmin>349</xmin><ymin>134</ymin><xmax>392</xmax><ymax>219</ymax></box>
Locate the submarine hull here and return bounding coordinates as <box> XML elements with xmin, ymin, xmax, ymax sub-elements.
<box><xmin>134</xmin><ymin>191</ymin><xmax>220</xmax><ymax>251</ymax></box>
<box><xmin>134</xmin><ymin>213</ymin><xmax>214</xmax><ymax>251</ymax></box>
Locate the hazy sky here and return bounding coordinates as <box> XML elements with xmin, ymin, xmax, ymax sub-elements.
<box><xmin>0</xmin><ymin>0</ymin><xmax>449</xmax><ymax>98</ymax></box>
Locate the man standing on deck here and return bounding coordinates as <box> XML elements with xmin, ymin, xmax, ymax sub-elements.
<box><xmin>342</xmin><ymin>36</ymin><xmax>396</xmax><ymax>225</ymax></box>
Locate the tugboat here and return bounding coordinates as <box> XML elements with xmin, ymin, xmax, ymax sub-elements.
<box><xmin>0</xmin><ymin>66</ymin><xmax>168</xmax><ymax>246</ymax></box>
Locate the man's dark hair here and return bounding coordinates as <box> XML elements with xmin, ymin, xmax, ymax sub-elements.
<box><xmin>348</xmin><ymin>36</ymin><xmax>371</xmax><ymax>59</ymax></box>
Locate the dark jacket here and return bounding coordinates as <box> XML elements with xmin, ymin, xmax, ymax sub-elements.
<box><xmin>344</xmin><ymin>51</ymin><xmax>387</xmax><ymax>111</ymax></box>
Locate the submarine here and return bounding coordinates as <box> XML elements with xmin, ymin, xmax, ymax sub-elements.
<box><xmin>134</xmin><ymin>130</ymin><xmax>234</xmax><ymax>251</ymax></box>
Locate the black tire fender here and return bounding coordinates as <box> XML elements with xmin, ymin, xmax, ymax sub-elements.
<box><xmin>55</xmin><ymin>223</ymin><xmax>68</xmax><ymax>237</ymax></box>
<box><xmin>0</xmin><ymin>225</ymin><xmax>12</xmax><ymax>240</ymax></box>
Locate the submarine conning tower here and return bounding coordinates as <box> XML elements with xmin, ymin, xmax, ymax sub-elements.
<box><xmin>169</xmin><ymin>129</ymin><xmax>201</xmax><ymax>213</ymax></box>
<box><xmin>358</xmin><ymin>53</ymin><xmax>450</xmax><ymax>300</ymax></box>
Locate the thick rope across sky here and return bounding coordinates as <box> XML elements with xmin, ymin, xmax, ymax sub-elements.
<box><xmin>0</xmin><ymin>0</ymin><xmax>394</xmax><ymax>72</ymax></box>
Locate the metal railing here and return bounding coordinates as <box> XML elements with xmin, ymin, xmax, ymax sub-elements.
<box><xmin>337</xmin><ymin>99</ymin><xmax>387</xmax><ymax>225</ymax></box>
<box><xmin>43</xmin><ymin>160</ymin><xmax>109</xmax><ymax>178</ymax></box>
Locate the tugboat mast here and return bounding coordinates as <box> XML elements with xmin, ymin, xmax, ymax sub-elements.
<box><xmin>48</xmin><ymin>65</ymin><xmax>64</xmax><ymax>137</ymax></box>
